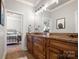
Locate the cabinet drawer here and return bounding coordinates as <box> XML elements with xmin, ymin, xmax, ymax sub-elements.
<box><xmin>27</xmin><ymin>44</ymin><xmax>33</xmax><ymax>53</ymax></box>
<box><xmin>33</xmin><ymin>37</ymin><xmax>45</xmax><ymax>45</ymax></box>
<box><xmin>47</xmin><ymin>47</ymin><xmax>63</xmax><ymax>59</ymax></box>
<box><xmin>49</xmin><ymin>47</ymin><xmax>62</xmax><ymax>54</ymax></box>
<box><xmin>50</xmin><ymin>51</ymin><xmax>59</xmax><ymax>59</ymax></box>
<box><xmin>33</xmin><ymin>49</ymin><xmax>45</xmax><ymax>59</ymax></box>
<box><xmin>27</xmin><ymin>36</ymin><xmax>32</xmax><ymax>42</ymax></box>
<box><xmin>50</xmin><ymin>39</ymin><xmax>77</xmax><ymax>51</ymax></box>
<box><xmin>27</xmin><ymin>39</ymin><xmax>32</xmax><ymax>42</ymax></box>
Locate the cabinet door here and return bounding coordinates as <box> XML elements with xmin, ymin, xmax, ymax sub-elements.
<box><xmin>33</xmin><ymin>37</ymin><xmax>45</xmax><ymax>55</ymax></box>
<box><xmin>49</xmin><ymin>51</ymin><xmax>59</xmax><ymax>59</ymax></box>
<box><xmin>33</xmin><ymin>37</ymin><xmax>45</xmax><ymax>59</ymax></box>
<box><xmin>47</xmin><ymin>47</ymin><xmax>64</xmax><ymax>59</ymax></box>
<box><xmin>27</xmin><ymin>35</ymin><xmax>33</xmax><ymax>54</ymax></box>
<box><xmin>33</xmin><ymin>48</ymin><xmax>45</xmax><ymax>59</ymax></box>
<box><xmin>33</xmin><ymin>44</ymin><xmax>45</xmax><ymax>59</ymax></box>
<box><xmin>47</xmin><ymin>48</ymin><xmax>59</xmax><ymax>59</ymax></box>
<box><xmin>33</xmin><ymin>42</ymin><xmax>45</xmax><ymax>55</ymax></box>
<box><xmin>63</xmin><ymin>50</ymin><xmax>77</xmax><ymax>59</ymax></box>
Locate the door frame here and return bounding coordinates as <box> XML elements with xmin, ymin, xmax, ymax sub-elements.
<box><xmin>6</xmin><ymin>10</ymin><xmax>24</xmax><ymax>50</ymax></box>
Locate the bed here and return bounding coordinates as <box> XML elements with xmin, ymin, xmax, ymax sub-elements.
<box><xmin>7</xmin><ymin>29</ymin><xmax>21</xmax><ymax>45</ymax></box>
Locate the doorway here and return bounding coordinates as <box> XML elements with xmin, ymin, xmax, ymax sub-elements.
<box><xmin>6</xmin><ymin>11</ymin><xmax>23</xmax><ymax>53</ymax></box>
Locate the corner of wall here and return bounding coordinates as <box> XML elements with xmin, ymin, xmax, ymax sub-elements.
<box><xmin>2</xmin><ymin>51</ymin><xmax>7</xmax><ymax>59</ymax></box>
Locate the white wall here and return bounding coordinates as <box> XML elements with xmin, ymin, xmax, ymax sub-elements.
<box><xmin>7</xmin><ymin>13</ymin><xmax>22</xmax><ymax>32</ymax></box>
<box><xmin>34</xmin><ymin>11</ymin><xmax>51</xmax><ymax>32</ymax></box>
<box><xmin>4</xmin><ymin>0</ymin><xmax>78</xmax><ymax>50</ymax></box>
<box><xmin>4</xmin><ymin>0</ymin><xmax>35</xmax><ymax>50</ymax></box>
<box><xmin>50</xmin><ymin>0</ymin><xmax>78</xmax><ymax>33</ymax></box>
<box><xmin>75</xmin><ymin>10</ymin><xmax>78</xmax><ymax>33</ymax></box>
<box><xmin>0</xmin><ymin>0</ymin><xmax>6</xmax><ymax>59</ymax></box>
<box><xmin>0</xmin><ymin>26</ymin><xmax>5</xmax><ymax>59</ymax></box>
<box><xmin>34</xmin><ymin>0</ymin><xmax>78</xmax><ymax>33</ymax></box>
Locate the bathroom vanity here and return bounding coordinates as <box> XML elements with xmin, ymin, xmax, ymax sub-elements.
<box><xmin>26</xmin><ymin>33</ymin><xmax>78</xmax><ymax>59</ymax></box>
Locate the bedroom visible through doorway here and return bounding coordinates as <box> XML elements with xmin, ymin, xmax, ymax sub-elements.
<box><xmin>6</xmin><ymin>11</ymin><xmax>23</xmax><ymax>53</ymax></box>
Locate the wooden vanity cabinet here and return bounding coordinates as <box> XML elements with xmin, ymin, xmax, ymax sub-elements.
<box><xmin>48</xmin><ymin>48</ymin><xmax>64</xmax><ymax>59</ymax></box>
<box><xmin>26</xmin><ymin>33</ymin><xmax>78</xmax><ymax>59</ymax></box>
<box><xmin>46</xmin><ymin>39</ymin><xmax>64</xmax><ymax>59</ymax></box>
<box><xmin>33</xmin><ymin>36</ymin><xmax>46</xmax><ymax>59</ymax></box>
<box><xmin>47</xmin><ymin>38</ymin><xmax>78</xmax><ymax>59</ymax></box>
<box><xmin>27</xmin><ymin>35</ymin><xmax>33</xmax><ymax>54</ymax></box>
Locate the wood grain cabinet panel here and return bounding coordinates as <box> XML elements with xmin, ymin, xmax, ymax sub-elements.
<box><xmin>33</xmin><ymin>37</ymin><xmax>45</xmax><ymax>59</ymax></box>
<box><xmin>33</xmin><ymin>43</ymin><xmax>45</xmax><ymax>55</ymax></box>
<box><xmin>33</xmin><ymin>49</ymin><xmax>45</xmax><ymax>59</ymax></box>
<box><xmin>33</xmin><ymin>37</ymin><xmax>45</xmax><ymax>45</ymax></box>
<box><xmin>50</xmin><ymin>39</ymin><xmax>77</xmax><ymax>51</ymax></box>
<box><xmin>49</xmin><ymin>51</ymin><xmax>59</xmax><ymax>59</ymax></box>
<box><xmin>48</xmin><ymin>39</ymin><xmax>77</xmax><ymax>59</ymax></box>
<box><xmin>26</xmin><ymin>33</ymin><xmax>78</xmax><ymax>59</ymax></box>
<box><xmin>27</xmin><ymin>35</ymin><xmax>33</xmax><ymax>54</ymax></box>
<box><xmin>47</xmin><ymin>46</ymin><xmax>64</xmax><ymax>59</ymax></box>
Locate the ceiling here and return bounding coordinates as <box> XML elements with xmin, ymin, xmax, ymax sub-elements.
<box><xmin>16</xmin><ymin>0</ymin><xmax>42</xmax><ymax>6</ymax></box>
<box><xmin>34</xmin><ymin>0</ymin><xmax>72</xmax><ymax>12</ymax></box>
<box><xmin>24</xmin><ymin>0</ymin><xmax>36</xmax><ymax>3</ymax></box>
<box><xmin>47</xmin><ymin>0</ymin><xmax>71</xmax><ymax>10</ymax></box>
<box><xmin>16</xmin><ymin>0</ymin><xmax>74</xmax><ymax>12</ymax></box>
<box><xmin>24</xmin><ymin>0</ymin><xmax>40</xmax><ymax>5</ymax></box>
